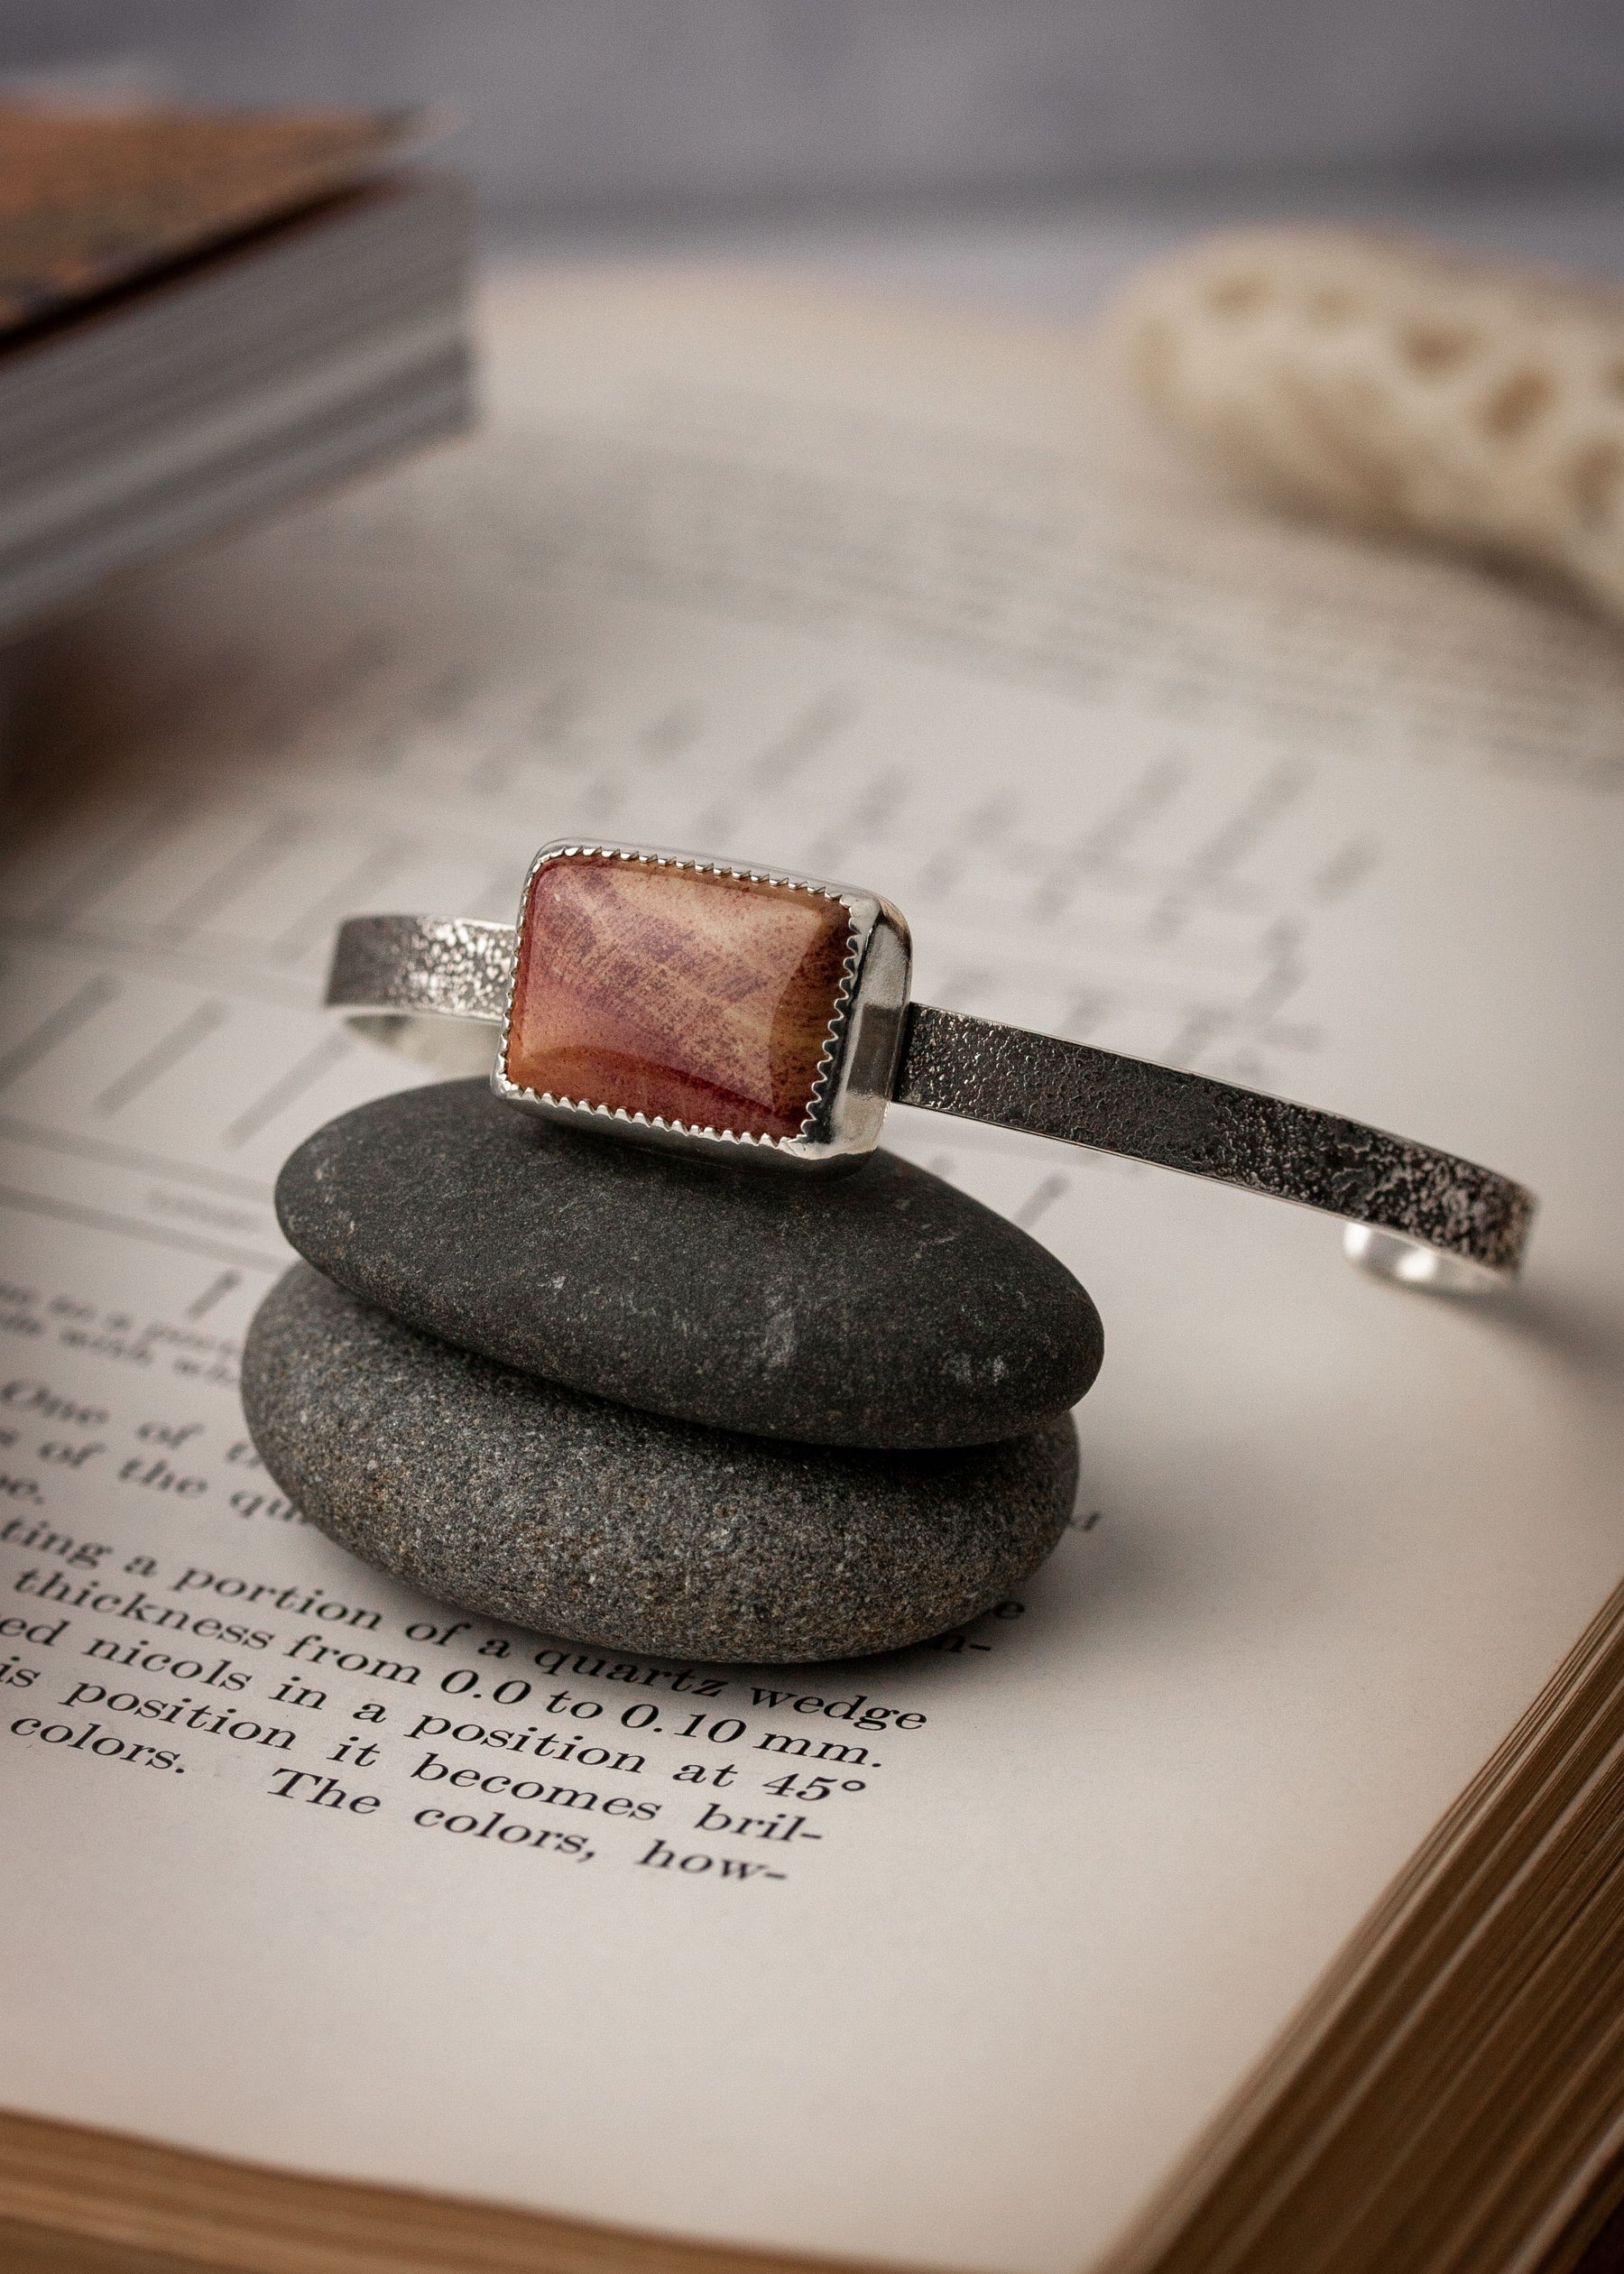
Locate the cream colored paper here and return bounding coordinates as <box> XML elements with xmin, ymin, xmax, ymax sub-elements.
<box><xmin>0</xmin><ymin>268</ymin><xmax>1621</xmax><ymax>2274</ymax></box>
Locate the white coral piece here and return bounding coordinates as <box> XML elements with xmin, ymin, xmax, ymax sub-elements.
<box><xmin>1112</xmin><ymin>226</ymin><xmax>1624</xmax><ymax>621</ymax></box>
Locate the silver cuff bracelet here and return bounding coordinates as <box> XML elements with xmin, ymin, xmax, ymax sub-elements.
<box><xmin>325</xmin><ymin>840</ymin><xmax>1536</xmax><ymax>1293</ymax></box>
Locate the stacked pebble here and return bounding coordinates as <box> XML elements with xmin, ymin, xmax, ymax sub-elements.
<box><xmin>243</xmin><ymin>1079</ymin><xmax>1103</xmax><ymax>1662</ymax></box>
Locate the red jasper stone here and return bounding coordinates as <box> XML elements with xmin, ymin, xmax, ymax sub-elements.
<box><xmin>504</xmin><ymin>855</ymin><xmax>854</xmax><ymax>1142</ymax></box>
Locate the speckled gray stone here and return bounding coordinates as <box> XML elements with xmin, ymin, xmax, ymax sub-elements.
<box><xmin>243</xmin><ymin>1265</ymin><xmax>1079</xmax><ymax>1662</ymax></box>
<box><xmin>274</xmin><ymin>1078</ymin><xmax>1103</xmax><ymax>1449</ymax></box>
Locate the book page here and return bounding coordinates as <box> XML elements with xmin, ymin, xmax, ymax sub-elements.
<box><xmin>1</xmin><ymin>268</ymin><xmax>1621</xmax><ymax>2274</ymax></box>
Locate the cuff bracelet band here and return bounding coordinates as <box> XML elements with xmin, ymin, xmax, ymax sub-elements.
<box><xmin>325</xmin><ymin>840</ymin><xmax>1535</xmax><ymax>1293</ymax></box>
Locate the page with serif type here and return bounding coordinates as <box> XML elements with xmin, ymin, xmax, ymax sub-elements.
<box><xmin>0</xmin><ymin>270</ymin><xmax>1621</xmax><ymax>2274</ymax></box>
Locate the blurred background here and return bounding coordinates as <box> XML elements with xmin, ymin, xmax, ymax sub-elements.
<box><xmin>5</xmin><ymin>0</ymin><xmax>1624</xmax><ymax>296</ymax></box>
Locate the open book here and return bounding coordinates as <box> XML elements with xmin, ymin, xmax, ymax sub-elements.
<box><xmin>2</xmin><ymin>265</ymin><xmax>1622</xmax><ymax>2274</ymax></box>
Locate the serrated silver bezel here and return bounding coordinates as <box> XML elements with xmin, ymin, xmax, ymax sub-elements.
<box><xmin>491</xmin><ymin>840</ymin><xmax>911</xmax><ymax>1170</ymax></box>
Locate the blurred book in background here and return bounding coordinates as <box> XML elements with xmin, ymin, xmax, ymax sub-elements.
<box><xmin>0</xmin><ymin>102</ymin><xmax>472</xmax><ymax>643</ymax></box>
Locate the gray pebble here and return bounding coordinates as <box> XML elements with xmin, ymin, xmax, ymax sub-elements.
<box><xmin>274</xmin><ymin>1078</ymin><xmax>1103</xmax><ymax>1448</ymax></box>
<box><xmin>243</xmin><ymin>1265</ymin><xmax>1079</xmax><ymax>1663</ymax></box>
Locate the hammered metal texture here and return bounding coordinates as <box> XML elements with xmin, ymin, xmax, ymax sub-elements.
<box><xmin>895</xmin><ymin>1004</ymin><xmax>1535</xmax><ymax>1278</ymax></box>
<box><xmin>327</xmin><ymin>917</ymin><xmax>514</xmax><ymax>1021</ymax></box>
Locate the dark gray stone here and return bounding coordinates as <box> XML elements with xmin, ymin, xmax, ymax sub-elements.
<box><xmin>243</xmin><ymin>1265</ymin><xmax>1079</xmax><ymax>1662</ymax></box>
<box><xmin>274</xmin><ymin>1078</ymin><xmax>1103</xmax><ymax>1449</ymax></box>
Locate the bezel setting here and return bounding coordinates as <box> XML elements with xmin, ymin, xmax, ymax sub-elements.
<box><xmin>491</xmin><ymin>840</ymin><xmax>912</xmax><ymax>1170</ymax></box>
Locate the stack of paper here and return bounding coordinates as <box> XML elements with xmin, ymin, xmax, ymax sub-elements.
<box><xmin>0</xmin><ymin>105</ymin><xmax>472</xmax><ymax>641</ymax></box>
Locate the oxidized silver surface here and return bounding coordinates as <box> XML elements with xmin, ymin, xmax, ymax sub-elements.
<box><xmin>326</xmin><ymin>856</ymin><xmax>1536</xmax><ymax>1290</ymax></box>
<box><xmin>327</xmin><ymin>913</ymin><xmax>513</xmax><ymax>1075</ymax></box>
<box><xmin>328</xmin><ymin>914</ymin><xmax>512</xmax><ymax>1017</ymax></box>
<box><xmin>893</xmin><ymin>1004</ymin><xmax>1534</xmax><ymax>1287</ymax></box>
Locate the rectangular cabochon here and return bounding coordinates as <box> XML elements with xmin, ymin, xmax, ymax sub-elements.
<box><xmin>505</xmin><ymin>854</ymin><xmax>855</xmax><ymax>1142</ymax></box>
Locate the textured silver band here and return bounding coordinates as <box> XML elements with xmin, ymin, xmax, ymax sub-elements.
<box><xmin>894</xmin><ymin>1005</ymin><xmax>1532</xmax><ymax>1287</ymax></box>
<box><xmin>327</xmin><ymin>914</ymin><xmax>1535</xmax><ymax>1289</ymax></box>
